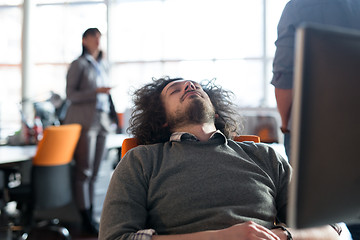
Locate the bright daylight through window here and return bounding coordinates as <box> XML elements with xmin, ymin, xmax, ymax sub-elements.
<box><xmin>0</xmin><ymin>0</ymin><xmax>288</xmax><ymax>140</ymax></box>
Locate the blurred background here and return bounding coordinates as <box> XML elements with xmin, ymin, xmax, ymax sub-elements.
<box><xmin>0</xmin><ymin>0</ymin><xmax>288</xmax><ymax>142</ymax></box>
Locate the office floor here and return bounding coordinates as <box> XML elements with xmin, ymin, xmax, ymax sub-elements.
<box><xmin>52</xmin><ymin>148</ymin><xmax>117</xmax><ymax>240</ymax></box>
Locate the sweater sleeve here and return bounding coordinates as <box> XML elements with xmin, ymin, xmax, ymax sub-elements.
<box><xmin>99</xmin><ymin>146</ymin><xmax>152</xmax><ymax>240</ymax></box>
<box><xmin>271</xmin><ymin>1</ymin><xmax>298</xmax><ymax>89</ymax></box>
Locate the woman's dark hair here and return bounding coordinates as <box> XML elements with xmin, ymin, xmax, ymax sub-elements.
<box><xmin>81</xmin><ymin>28</ymin><xmax>103</xmax><ymax>60</ymax></box>
<box><xmin>128</xmin><ymin>77</ymin><xmax>242</xmax><ymax>145</ymax></box>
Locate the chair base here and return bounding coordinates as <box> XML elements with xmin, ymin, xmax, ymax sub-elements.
<box><xmin>1</xmin><ymin>204</ymin><xmax>71</xmax><ymax>240</ymax></box>
<box><xmin>26</xmin><ymin>219</ymin><xmax>71</xmax><ymax>240</ymax></box>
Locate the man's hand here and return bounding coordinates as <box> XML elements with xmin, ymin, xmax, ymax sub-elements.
<box><xmin>152</xmin><ymin>222</ymin><xmax>340</xmax><ymax>240</ymax></box>
<box><xmin>215</xmin><ymin>221</ymin><xmax>282</xmax><ymax>240</ymax></box>
<box><xmin>153</xmin><ymin>221</ymin><xmax>283</xmax><ymax>240</ymax></box>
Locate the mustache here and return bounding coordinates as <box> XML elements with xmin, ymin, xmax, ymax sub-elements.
<box><xmin>180</xmin><ymin>90</ymin><xmax>199</xmax><ymax>102</ymax></box>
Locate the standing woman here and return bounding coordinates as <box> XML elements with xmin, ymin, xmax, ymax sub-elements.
<box><xmin>64</xmin><ymin>28</ymin><xmax>118</xmax><ymax>235</ymax></box>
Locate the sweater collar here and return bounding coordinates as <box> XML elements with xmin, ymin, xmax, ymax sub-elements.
<box><xmin>170</xmin><ymin>130</ymin><xmax>226</xmax><ymax>142</ymax></box>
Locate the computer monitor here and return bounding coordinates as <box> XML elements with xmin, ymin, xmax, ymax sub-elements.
<box><xmin>288</xmin><ymin>23</ymin><xmax>360</xmax><ymax>229</ymax></box>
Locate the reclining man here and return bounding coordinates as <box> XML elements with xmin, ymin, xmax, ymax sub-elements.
<box><xmin>100</xmin><ymin>77</ymin><xmax>342</xmax><ymax>240</ymax></box>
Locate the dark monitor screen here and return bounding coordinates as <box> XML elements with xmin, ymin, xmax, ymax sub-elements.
<box><xmin>288</xmin><ymin>23</ymin><xmax>360</xmax><ymax>229</ymax></box>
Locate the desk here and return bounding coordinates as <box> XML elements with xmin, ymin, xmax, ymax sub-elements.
<box><xmin>0</xmin><ymin>145</ymin><xmax>36</xmax><ymax>207</ymax></box>
<box><xmin>105</xmin><ymin>134</ymin><xmax>130</xmax><ymax>166</ymax></box>
<box><xmin>0</xmin><ymin>134</ymin><xmax>125</xmax><ymax>166</ymax></box>
<box><xmin>0</xmin><ymin>145</ymin><xmax>37</xmax><ymax>167</ymax></box>
<box><xmin>106</xmin><ymin>133</ymin><xmax>129</xmax><ymax>150</ymax></box>
<box><xmin>0</xmin><ymin>134</ymin><xmax>126</xmax><ymax>168</ymax></box>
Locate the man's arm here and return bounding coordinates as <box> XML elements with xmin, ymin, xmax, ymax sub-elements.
<box><xmin>274</xmin><ymin>88</ymin><xmax>293</xmax><ymax>131</ymax></box>
<box><xmin>153</xmin><ymin>221</ymin><xmax>282</xmax><ymax>240</ymax></box>
<box><xmin>282</xmin><ymin>225</ymin><xmax>340</xmax><ymax>240</ymax></box>
<box><xmin>152</xmin><ymin>221</ymin><xmax>340</xmax><ymax>240</ymax></box>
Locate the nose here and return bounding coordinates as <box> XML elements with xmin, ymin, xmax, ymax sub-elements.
<box><xmin>184</xmin><ymin>81</ymin><xmax>196</xmax><ymax>91</ymax></box>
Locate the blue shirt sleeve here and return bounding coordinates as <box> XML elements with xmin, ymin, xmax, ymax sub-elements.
<box><xmin>271</xmin><ymin>1</ymin><xmax>298</xmax><ymax>89</ymax></box>
<box><xmin>271</xmin><ymin>0</ymin><xmax>360</xmax><ymax>90</ymax></box>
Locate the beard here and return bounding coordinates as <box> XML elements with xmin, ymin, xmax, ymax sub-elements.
<box><xmin>167</xmin><ymin>97</ymin><xmax>215</xmax><ymax>130</ymax></box>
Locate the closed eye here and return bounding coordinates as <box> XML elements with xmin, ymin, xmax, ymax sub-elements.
<box><xmin>170</xmin><ymin>89</ymin><xmax>180</xmax><ymax>95</ymax></box>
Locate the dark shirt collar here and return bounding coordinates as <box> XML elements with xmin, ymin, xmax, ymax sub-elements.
<box><xmin>170</xmin><ymin>130</ymin><xmax>226</xmax><ymax>142</ymax></box>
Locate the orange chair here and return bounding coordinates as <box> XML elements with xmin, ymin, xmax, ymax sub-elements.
<box><xmin>121</xmin><ymin>138</ymin><xmax>140</xmax><ymax>158</ymax></box>
<box><xmin>9</xmin><ymin>124</ymin><xmax>81</xmax><ymax>238</ymax></box>
<box><xmin>31</xmin><ymin>124</ymin><xmax>81</xmax><ymax>209</ymax></box>
<box><xmin>233</xmin><ymin>135</ymin><xmax>260</xmax><ymax>143</ymax></box>
<box><xmin>117</xmin><ymin>113</ymin><xmax>124</xmax><ymax>133</ymax></box>
<box><xmin>33</xmin><ymin>124</ymin><xmax>82</xmax><ymax>166</ymax></box>
<box><xmin>121</xmin><ymin>135</ymin><xmax>260</xmax><ymax>158</ymax></box>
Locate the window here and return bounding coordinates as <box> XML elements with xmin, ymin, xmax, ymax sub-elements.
<box><xmin>109</xmin><ymin>0</ymin><xmax>288</xmax><ymax>110</ymax></box>
<box><xmin>0</xmin><ymin>0</ymin><xmax>288</xmax><ymax>139</ymax></box>
<box><xmin>0</xmin><ymin>4</ymin><xmax>22</xmax><ymax>138</ymax></box>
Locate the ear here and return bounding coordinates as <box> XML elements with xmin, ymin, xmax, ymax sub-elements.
<box><xmin>162</xmin><ymin>122</ymin><xmax>169</xmax><ymax>128</ymax></box>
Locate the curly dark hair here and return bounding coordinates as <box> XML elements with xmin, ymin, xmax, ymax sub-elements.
<box><xmin>128</xmin><ymin>76</ymin><xmax>242</xmax><ymax>145</ymax></box>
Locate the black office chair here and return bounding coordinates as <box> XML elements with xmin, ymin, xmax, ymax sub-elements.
<box><xmin>26</xmin><ymin>219</ymin><xmax>71</xmax><ymax>240</ymax></box>
<box><xmin>7</xmin><ymin>124</ymin><xmax>81</xmax><ymax>239</ymax></box>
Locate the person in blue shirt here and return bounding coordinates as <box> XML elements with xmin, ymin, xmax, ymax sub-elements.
<box><xmin>272</xmin><ymin>0</ymin><xmax>360</xmax><ymax>160</ymax></box>
<box><xmin>272</xmin><ymin>1</ymin><xmax>360</xmax><ymax>238</ymax></box>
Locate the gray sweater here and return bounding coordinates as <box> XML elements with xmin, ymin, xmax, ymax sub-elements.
<box><xmin>100</xmin><ymin>134</ymin><xmax>291</xmax><ymax>240</ymax></box>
